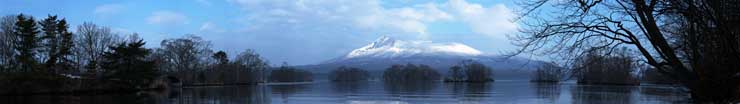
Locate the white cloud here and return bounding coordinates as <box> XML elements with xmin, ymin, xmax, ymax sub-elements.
<box><xmin>199</xmin><ymin>22</ymin><xmax>224</xmax><ymax>33</ymax></box>
<box><xmin>220</xmin><ymin>0</ymin><xmax>518</xmax><ymax>64</ymax></box>
<box><xmin>146</xmin><ymin>11</ymin><xmax>189</xmax><ymax>25</ymax></box>
<box><xmin>94</xmin><ymin>4</ymin><xmax>125</xmax><ymax>15</ymax></box>
<box><xmin>447</xmin><ymin>0</ymin><xmax>517</xmax><ymax>39</ymax></box>
<box><xmin>226</xmin><ymin>0</ymin><xmax>515</xmax><ymax>39</ymax></box>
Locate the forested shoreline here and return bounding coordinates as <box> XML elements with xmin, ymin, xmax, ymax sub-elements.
<box><xmin>0</xmin><ymin>14</ymin><xmax>316</xmax><ymax>95</ymax></box>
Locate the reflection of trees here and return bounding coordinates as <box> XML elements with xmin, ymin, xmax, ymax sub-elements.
<box><xmin>160</xmin><ymin>85</ymin><xmax>269</xmax><ymax>104</ymax></box>
<box><xmin>530</xmin><ymin>83</ymin><xmax>560</xmax><ymax>102</ymax></box>
<box><xmin>271</xmin><ymin>84</ymin><xmax>310</xmax><ymax>96</ymax></box>
<box><xmin>639</xmin><ymin>86</ymin><xmax>691</xmax><ymax>103</ymax></box>
<box><xmin>571</xmin><ymin>85</ymin><xmax>635</xmax><ymax>104</ymax></box>
<box><xmin>331</xmin><ymin>81</ymin><xmax>368</xmax><ymax>94</ymax></box>
<box><xmin>271</xmin><ymin>84</ymin><xmax>310</xmax><ymax>104</ymax></box>
<box><xmin>444</xmin><ymin>83</ymin><xmax>493</xmax><ymax>102</ymax></box>
<box><xmin>383</xmin><ymin>81</ymin><xmax>437</xmax><ymax>95</ymax></box>
<box><xmin>463</xmin><ymin>83</ymin><xmax>493</xmax><ymax>100</ymax></box>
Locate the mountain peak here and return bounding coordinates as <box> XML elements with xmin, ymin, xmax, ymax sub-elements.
<box><xmin>344</xmin><ymin>36</ymin><xmax>483</xmax><ymax>59</ymax></box>
<box><xmin>368</xmin><ymin>35</ymin><xmax>396</xmax><ymax>49</ymax></box>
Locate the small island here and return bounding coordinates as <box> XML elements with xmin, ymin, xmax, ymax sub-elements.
<box><xmin>382</xmin><ymin>63</ymin><xmax>441</xmax><ymax>83</ymax></box>
<box><xmin>328</xmin><ymin>66</ymin><xmax>370</xmax><ymax>82</ymax></box>
<box><xmin>443</xmin><ymin>60</ymin><xmax>494</xmax><ymax>83</ymax></box>
<box><xmin>530</xmin><ymin>62</ymin><xmax>565</xmax><ymax>83</ymax></box>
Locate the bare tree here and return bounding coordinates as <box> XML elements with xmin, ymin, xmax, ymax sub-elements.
<box><xmin>75</xmin><ymin>22</ymin><xmax>120</xmax><ymax>77</ymax></box>
<box><xmin>531</xmin><ymin>62</ymin><xmax>565</xmax><ymax>82</ymax></box>
<box><xmin>514</xmin><ymin>0</ymin><xmax>740</xmax><ymax>102</ymax></box>
<box><xmin>0</xmin><ymin>15</ymin><xmax>17</xmax><ymax>71</ymax></box>
<box><xmin>159</xmin><ymin>35</ymin><xmax>212</xmax><ymax>84</ymax></box>
<box><xmin>233</xmin><ymin>49</ymin><xmax>269</xmax><ymax>83</ymax></box>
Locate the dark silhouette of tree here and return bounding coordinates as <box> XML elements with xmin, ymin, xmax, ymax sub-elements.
<box><xmin>641</xmin><ymin>67</ymin><xmax>676</xmax><ymax>84</ymax></box>
<box><xmin>75</xmin><ymin>22</ymin><xmax>120</xmax><ymax>77</ymax></box>
<box><xmin>446</xmin><ymin>65</ymin><xmax>464</xmax><ymax>81</ymax></box>
<box><xmin>38</xmin><ymin>15</ymin><xmax>74</xmax><ymax>75</ymax></box>
<box><xmin>328</xmin><ymin>66</ymin><xmax>370</xmax><ymax>82</ymax></box>
<box><xmin>461</xmin><ymin>60</ymin><xmax>494</xmax><ymax>82</ymax></box>
<box><xmin>159</xmin><ymin>35</ymin><xmax>212</xmax><ymax>84</ymax></box>
<box><xmin>0</xmin><ymin>15</ymin><xmax>17</xmax><ymax>72</ymax></box>
<box><xmin>212</xmin><ymin>51</ymin><xmax>228</xmax><ymax>65</ymax></box>
<box><xmin>100</xmin><ymin>39</ymin><xmax>158</xmax><ymax>87</ymax></box>
<box><xmin>445</xmin><ymin>60</ymin><xmax>494</xmax><ymax>82</ymax></box>
<box><xmin>383</xmin><ymin>63</ymin><xmax>441</xmax><ymax>83</ymax></box>
<box><xmin>13</xmin><ymin>14</ymin><xmax>40</xmax><ymax>73</ymax></box>
<box><xmin>531</xmin><ymin>62</ymin><xmax>565</xmax><ymax>82</ymax></box>
<box><xmin>514</xmin><ymin>0</ymin><xmax>740</xmax><ymax>102</ymax></box>
<box><xmin>269</xmin><ymin>63</ymin><xmax>312</xmax><ymax>82</ymax></box>
<box><xmin>573</xmin><ymin>49</ymin><xmax>638</xmax><ymax>85</ymax></box>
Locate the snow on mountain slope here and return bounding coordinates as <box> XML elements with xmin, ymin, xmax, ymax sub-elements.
<box><xmin>344</xmin><ymin>36</ymin><xmax>482</xmax><ymax>59</ymax></box>
<box><xmin>300</xmin><ymin>36</ymin><xmax>544</xmax><ymax>80</ymax></box>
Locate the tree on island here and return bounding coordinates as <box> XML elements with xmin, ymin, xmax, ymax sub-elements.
<box><xmin>269</xmin><ymin>62</ymin><xmax>312</xmax><ymax>82</ymax></box>
<box><xmin>445</xmin><ymin>60</ymin><xmax>494</xmax><ymax>82</ymax></box>
<box><xmin>383</xmin><ymin>63</ymin><xmax>441</xmax><ymax>83</ymax></box>
<box><xmin>531</xmin><ymin>62</ymin><xmax>565</xmax><ymax>83</ymax></box>
<box><xmin>573</xmin><ymin>48</ymin><xmax>638</xmax><ymax>85</ymax></box>
<box><xmin>328</xmin><ymin>66</ymin><xmax>370</xmax><ymax>82</ymax></box>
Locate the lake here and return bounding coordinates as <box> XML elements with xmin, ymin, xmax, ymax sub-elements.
<box><xmin>1</xmin><ymin>80</ymin><xmax>690</xmax><ymax>104</ymax></box>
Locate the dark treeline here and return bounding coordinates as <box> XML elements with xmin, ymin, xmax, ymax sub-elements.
<box><xmin>530</xmin><ymin>62</ymin><xmax>565</xmax><ymax>83</ymax></box>
<box><xmin>151</xmin><ymin>34</ymin><xmax>271</xmax><ymax>85</ymax></box>
<box><xmin>573</xmin><ymin>49</ymin><xmax>639</xmax><ymax>85</ymax></box>
<box><xmin>444</xmin><ymin>60</ymin><xmax>494</xmax><ymax>82</ymax></box>
<box><xmin>269</xmin><ymin>63</ymin><xmax>312</xmax><ymax>82</ymax></box>
<box><xmin>0</xmin><ymin>14</ymin><xmax>159</xmax><ymax>94</ymax></box>
<box><xmin>641</xmin><ymin>67</ymin><xmax>677</xmax><ymax>84</ymax></box>
<box><xmin>328</xmin><ymin>66</ymin><xmax>370</xmax><ymax>82</ymax></box>
<box><xmin>382</xmin><ymin>63</ymin><xmax>441</xmax><ymax>83</ymax></box>
<box><xmin>0</xmin><ymin>14</ymin><xmax>312</xmax><ymax>94</ymax></box>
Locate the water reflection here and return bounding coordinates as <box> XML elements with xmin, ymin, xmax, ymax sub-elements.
<box><xmin>165</xmin><ymin>86</ymin><xmax>269</xmax><ymax>104</ymax></box>
<box><xmin>0</xmin><ymin>81</ymin><xmax>693</xmax><ymax>104</ymax></box>
<box><xmin>639</xmin><ymin>85</ymin><xmax>691</xmax><ymax>103</ymax></box>
<box><xmin>444</xmin><ymin>82</ymin><xmax>493</xmax><ymax>102</ymax></box>
<box><xmin>330</xmin><ymin>81</ymin><xmax>368</xmax><ymax>94</ymax></box>
<box><xmin>571</xmin><ymin>85</ymin><xmax>637</xmax><ymax>104</ymax></box>
<box><xmin>383</xmin><ymin>81</ymin><xmax>437</xmax><ymax>95</ymax></box>
<box><xmin>530</xmin><ymin>82</ymin><xmax>561</xmax><ymax>102</ymax></box>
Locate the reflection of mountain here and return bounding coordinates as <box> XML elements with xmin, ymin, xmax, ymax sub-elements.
<box><xmin>299</xmin><ymin>36</ymin><xmax>544</xmax><ymax>79</ymax></box>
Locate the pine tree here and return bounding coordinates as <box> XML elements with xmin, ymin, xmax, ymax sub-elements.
<box><xmin>39</xmin><ymin>15</ymin><xmax>60</xmax><ymax>74</ymax></box>
<box><xmin>13</xmin><ymin>14</ymin><xmax>40</xmax><ymax>73</ymax></box>
<box><xmin>56</xmin><ymin>19</ymin><xmax>74</xmax><ymax>73</ymax></box>
<box><xmin>101</xmin><ymin>39</ymin><xmax>158</xmax><ymax>87</ymax></box>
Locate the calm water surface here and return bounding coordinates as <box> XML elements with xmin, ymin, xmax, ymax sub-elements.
<box><xmin>2</xmin><ymin>80</ymin><xmax>690</xmax><ymax>104</ymax></box>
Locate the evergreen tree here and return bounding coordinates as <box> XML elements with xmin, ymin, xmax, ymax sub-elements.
<box><xmin>39</xmin><ymin>15</ymin><xmax>59</xmax><ymax>68</ymax></box>
<box><xmin>13</xmin><ymin>14</ymin><xmax>40</xmax><ymax>73</ymax></box>
<box><xmin>100</xmin><ymin>39</ymin><xmax>158</xmax><ymax>87</ymax></box>
<box><xmin>56</xmin><ymin>19</ymin><xmax>74</xmax><ymax>73</ymax></box>
<box><xmin>212</xmin><ymin>51</ymin><xmax>228</xmax><ymax>65</ymax></box>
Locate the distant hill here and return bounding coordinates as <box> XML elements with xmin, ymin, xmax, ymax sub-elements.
<box><xmin>296</xmin><ymin>36</ymin><xmax>544</xmax><ymax>80</ymax></box>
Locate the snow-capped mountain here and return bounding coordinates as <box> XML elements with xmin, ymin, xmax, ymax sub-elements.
<box><xmin>300</xmin><ymin>36</ymin><xmax>543</xmax><ymax>79</ymax></box>
<box><xmin>342</xmin><ymin>36</ymin><xmax>482</xmax><ymax>59</ymax></box>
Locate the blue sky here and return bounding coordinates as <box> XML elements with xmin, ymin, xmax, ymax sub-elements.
<box><xmin>1</xmin><ymin>0</ymin><xmax>522</xmax><ymax>65</ymax></box>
